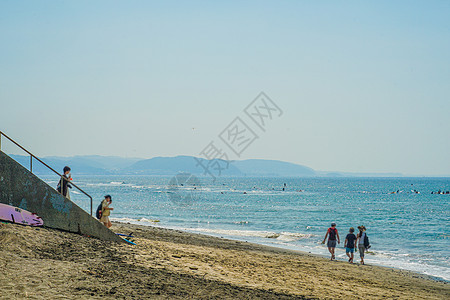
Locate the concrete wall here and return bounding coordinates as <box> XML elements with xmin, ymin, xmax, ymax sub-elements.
<box><xmin>0</xmin><ymin>151</ymin><xmax>123</xmax><ymax>242</ymax></box>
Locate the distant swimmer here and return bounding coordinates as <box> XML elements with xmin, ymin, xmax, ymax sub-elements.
<box><xmin>435</xmin><ymin>190</ymin><xmax>450</xmax><ymax>194</ymax></box>
<box><xmin>283</xmin><ymin>183</ymin><xmax>287</xmax><ymax>191</ymax></box>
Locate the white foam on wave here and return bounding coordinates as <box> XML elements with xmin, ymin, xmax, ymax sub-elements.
<box><xmin>364</xmin><ymin>253</ymin><xmax>450</xmax><ymax>281</ymax></box>
<box><xmin>86</xmin><ymin>181</ymin><xmax>135</xmax><ymax>187</ymax></box>
<box><xmin>110</xmin><ymin>217</ymin><xmax>137</xmax><ymax>223</ymax></box>
<box><xmin>110</xmin><ymin>217</ymin><xmax>160</xmax><ymax>224</ymax></box>
<box><xmin>138</xmin><ymin>217</ymin><xmax>160</xmax><ymax>223</ymax></box>
<box><xmin>213</xmin><ymin>189</ymin><xmax>315</xmax><ymax>196</ymax></box>
<box><xmin>182</xmin><ymin>227</ymin><xmax>315</xmax><ymax>241</ymax></box>
<box><xmin>277</xmin><ymin>232</ymin><xmax>315</xmax><ymax>242</ymax></box>
<box><xmin>131</xmin><ymin>185</ymin><xmax>146</xmax><ymax>189</ymax></box>
<box><xmin>111</xmin><ymin>217</ymin><xmax>315</xmax><ymax>242</ymax></box>
<box><xmin>186</xmin><ymin>228</ymin><xmax>277</xmax><ymax>238</ymax></box>
<box><xmin>44</xmin><ymin>181</ymin><xmax>59</xmax><ymax>185</ymax></box>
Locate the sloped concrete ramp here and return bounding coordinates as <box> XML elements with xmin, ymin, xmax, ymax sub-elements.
<box><xmin>0</xmin><ymin>151</ymin><xmax>123</xmax><ymax>242</ymax></box>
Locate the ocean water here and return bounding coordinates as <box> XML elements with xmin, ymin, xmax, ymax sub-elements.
<box><xmin>43</xmin><ymin>175</ymin><xmax>450</xmax><ymax>281</ymax></box>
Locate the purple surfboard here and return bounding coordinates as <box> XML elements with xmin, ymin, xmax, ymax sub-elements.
<box><xmin>0</xmin><ymin>203</ymin><xmax>44</xmax><ymax>226</ymax></box>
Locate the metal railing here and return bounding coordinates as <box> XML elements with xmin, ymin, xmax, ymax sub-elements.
<box><xmin>0</xmin><ymin>131</ymin><xmax>93</xmax><ymax>216</ymax></box>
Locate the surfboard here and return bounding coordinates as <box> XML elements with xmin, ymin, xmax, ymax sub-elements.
<box><xmin>116</xmin><ymin>233</ymin><xmax>136</xmax><ymax>244</ymax></box>
<box><xmin>116</xmin><ymin>233</ymin><xmax>134</xmax><ymax>238</ymax></box>
<box><xmin>121</xmin><ymin>237</ymin><xmax>136</xmax><ymax>245</ymax></box>
<box><xmin>0</xmin><ymin>203</ymin><xmax>44</xmax><ymax>226</ymax></box>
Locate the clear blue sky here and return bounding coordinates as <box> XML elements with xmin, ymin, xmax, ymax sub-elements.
<box><xmin>1</xmin><ymin>1</ymin><xmax>449</xmax><ymax>176</ymax></box>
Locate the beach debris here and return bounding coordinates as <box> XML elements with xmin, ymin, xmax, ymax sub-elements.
<box><xmin>137</xmin><ymin>218</ymin><xmax>160</xmax><ymax>223</ymax></box>
<box><xmin>266</xmin><ymin>233</ymin><xmax>281</xmax><ymax>239</ymax></box>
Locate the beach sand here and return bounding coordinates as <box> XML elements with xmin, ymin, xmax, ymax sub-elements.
<box><xmin>0</xmin><ymin>222</ymin><xmax>448</xmax><ymax>299</ymax></box>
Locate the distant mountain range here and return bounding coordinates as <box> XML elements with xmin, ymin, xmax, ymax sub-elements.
<box><xmin>9</xmin><ymin>155</ymin><xmax>142</xmax><ymax>175</ymax></box>
<box><xmin>7</xmin><ymin>154</ymin><xmax>403</xmax><ymax>177</ymax></box>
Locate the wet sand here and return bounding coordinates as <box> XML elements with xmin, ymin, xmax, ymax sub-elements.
<box><xmin>0</xmin><ymin>222</ymin><xmax>448</xmax><ymax>299</ymax></box>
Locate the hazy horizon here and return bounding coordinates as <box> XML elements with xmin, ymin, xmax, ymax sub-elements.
<box><xmin>6</xmin><ymin>153</ymin><xmax>448</xmax><ymax>177</ymax></box>
<box><xmin>1</xmin><ymin>1</ymin><xmax>449</xmax><ymax>176</ymax></box>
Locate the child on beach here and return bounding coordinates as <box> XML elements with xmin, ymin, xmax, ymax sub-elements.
<box><xmin>100</xmin><ymin>195</ymin><xmax>114</xmax><ymax>228</ymax></box>
<box><xmin>322</xmin><ymin>222</ymin><xmax>340</xmax><ymax>260</ymax></box>
<box><xmin>344</xmin><ymin>227</ymin><xmax>357</xmax><ymax>263</ymax></box>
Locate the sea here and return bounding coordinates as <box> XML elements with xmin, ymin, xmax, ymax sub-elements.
<box><xmin>43</xmin><ymin>175</ymin><xmax>450</xmax><ymax>282</ymax></box>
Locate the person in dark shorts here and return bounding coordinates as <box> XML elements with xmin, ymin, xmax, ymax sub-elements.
<box><xmin>344</xmin><ymin>227</ymin><xmax>357</xmax><ymax>263</ymax></box>
<box><xmin>322</xmin><ymin>222</ymin><xmax>340</xmax><ymax>260</ymax></box>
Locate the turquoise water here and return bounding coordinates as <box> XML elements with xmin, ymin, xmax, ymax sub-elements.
<box><xmin>45</xmin><ymin>175</ymin><xmax>450</xmax><ymax>281</ymax></box>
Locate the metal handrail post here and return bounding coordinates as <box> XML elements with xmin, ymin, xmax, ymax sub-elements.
<box><xmin>59</xmin><ymin>175</ymin><xmax>64</xmax><ymax>196</ymax></box>
<box><xmin>89</xmin><ymin>196</ymin><xmax>93</xmax><ymax>216</ymax></box>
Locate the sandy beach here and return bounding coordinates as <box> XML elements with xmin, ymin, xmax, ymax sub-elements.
<box><xmin>0</xmin><ymin>222</ymin><xmax>448</xmax><ymax>299</ymax></box>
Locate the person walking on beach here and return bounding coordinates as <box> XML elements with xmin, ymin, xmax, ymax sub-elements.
<box><xmin>322</xmin><ymin>222</ymin><xmax>340</xmax><ymax>260</ymax></box>
<box><xmin>100</xmin><ymin>195</ymin><xmax>114</xmax><ymax>228</ymax></box>
<box><xmin>357</xmin><ymin>225</ymin><xmax>368</xmax><ymax>265</ymax></box>
<box><xmin>344</xmin><ymin>227</ymin><xmax>357</xmax><ymax>263</ymax></box>
<box><xmin>57</xmin><ymin>166</ymin><xmax>72</xmax><ymax>199</ymax></box>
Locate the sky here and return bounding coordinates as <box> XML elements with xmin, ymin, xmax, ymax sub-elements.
<box><xmin>0</xmin><ymin>1</ymin><xmax>449</xmax><ymax>176</ymax></box>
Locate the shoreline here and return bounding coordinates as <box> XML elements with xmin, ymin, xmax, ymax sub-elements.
<box><xmin>112</xmin><ymin>219</ymin><xmax>450</xmax><ymax>283</ymax></box>
<box><xmin>1</xmin><ymin>221</ymin><xmax>449</xmax><ymax>299</ymax></box>
<box><xmin>112</xmin><ymin>222</ymin><xmax>449</xmax><ymax>282</ymax></box>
